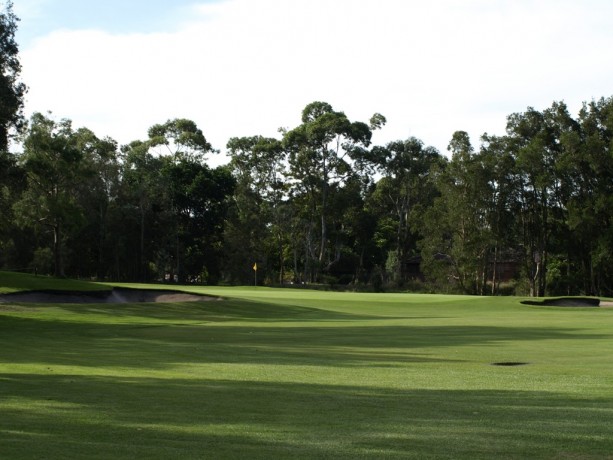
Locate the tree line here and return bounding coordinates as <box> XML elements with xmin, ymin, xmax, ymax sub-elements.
<box><xmin>1</xmin><ymin>4</ymin><xmax>612</xmax><ymax>296</ymax></box>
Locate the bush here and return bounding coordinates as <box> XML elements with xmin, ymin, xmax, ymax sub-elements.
<box><xmin>31</xmin><ymin>247</ymin><xmax>53</xmax><ymax>275</ymax></box>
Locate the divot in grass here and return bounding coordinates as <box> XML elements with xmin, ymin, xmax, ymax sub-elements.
<box><xmin>491</xmin><ymin>362</ymin><xmax>529</xmax><ymax>366</ymax></box>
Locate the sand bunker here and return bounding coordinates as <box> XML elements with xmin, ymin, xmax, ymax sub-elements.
<box><xmin>521</xmin><ymin>297</ymin><xmax>601</xmax><ymax>307</ymax></box>
<box><xmin>0</xmin><ymin>287</ymin><xmax>219</xmax><ymax>304</ymax></box>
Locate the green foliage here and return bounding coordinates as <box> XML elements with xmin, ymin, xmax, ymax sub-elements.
<box><xmin>282</xmin><ymin>102</ymin><xmax>384</xmax><ymax>283</ymax></box>
<box><xmin>223</xmin><ymin>136</ymin><xmax>286</xmax><ymax>284</ymax></box>
<box><xmin>0</xmin><ymin>1</ymin><xmax>26</xmax><ymax>149</ymax></box>
<box><xmin>147</xmin><ymin>118</ymin><xmax>214</xmax><ymax>161</ymax></box>
<box><xmin>421</xmin><ymin>132</ymin><xmax>494</xmax><ymax>294</ymax></box>
<box><xmin>368</xmin><ymin>137</ymin><xmax>444</xmax><ymax>285</ymax></box>
<box><xmin>14</xmin><ymin>113</ymin><xmax>91</xmax><ymax>276</ymax></box>
<box><xmin>31</xmin><ymin>247</ymin><xmax>53</xmax><ymax>274</ymax></box>
<box><xmin>0</xmin><ymin>149</ymin><xmax>25</xmax><ymax>264</ymax></box>
<box><xmin>2</xmin><ymin>82</ymin><xmax>613</xmax><ymax>296</ymax></box>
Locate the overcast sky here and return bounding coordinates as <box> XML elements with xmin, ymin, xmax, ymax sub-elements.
<box><xmin>13</xmin><ymin>0</ymin><xmax>613</xmax><ymax>162</ymax></box>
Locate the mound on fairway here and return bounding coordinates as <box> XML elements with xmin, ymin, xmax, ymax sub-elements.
<box><xmin>521</xmin><ymin>297</ymin><xmax>601</xmax><ymax>307</ymax></box>
<box><xmin>0</xmin><ymin>287</ymin><xmax>218</xmax><ymax>304</ymax></box>
<box><xmin>0</xmin><ymin>270</ymin><xmax>109</xmax><ymax>294</ymax></box>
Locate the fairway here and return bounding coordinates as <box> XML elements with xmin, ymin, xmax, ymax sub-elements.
<box><xmin>1</xmin><ymin>285</ymin><xmax>613</xmax><ymax>458</ymax></box>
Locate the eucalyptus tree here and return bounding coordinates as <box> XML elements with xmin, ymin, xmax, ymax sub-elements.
<box><xmin>0</xmin><ymin>1</ymin><xmax>26</xmax><ymax>264</ymax></box>
<box><xmin>147</xmin><ymin>118</ymin><xmax>214</xmax><ymax>161</ymax></box>
<box><xmin>539</xmin><ymin>102</ymin><xmax>586</xmax><ymax>295</ymax></box>
<box><xmin>343</xmin><ymin>190</ymin><xmax>379</xmax><ymax>284</ymax></box>
<box><xmin>324</xmin><ymin>174</ymin><xmax>376</xmax><ymax>284</ymax></box>
<box><xmin>478</xmin><ymin>133</ymin><xmax>521</xmax><ymax>294</ymax></box>
<box><xmin>224</xmin><ymin>135</ymin><xmax>286</xmax><ymax>283</ymax></box>
<box><xmin>282</xmin><ymin>101</ymin><xmax>383</xmax><ymax>280</ymax></box>
<box><xmin>421</xmin><ymin>131</ymin><xmax>494</xmax><ymax>294</ymax></box>
<box><xmin>117</xmin><ymin>140</ymin><xmax>168</xmax><ymax>281</ymax></box>
<box><xmin>0</xmin><ymin>1</ymin><xmax>26</xmax><ymax>150</ymax></box>
<box><xmin>160</xmin><ymin>157</ymin><xmax>234</xmax><ymax>283</ymax></box>
<box><xmin>14</xmin><ymin>113</ymin><xmax>92</xmax><ymax>276</ymax></box>
<box><xmin>367</xmin><ymin>137</ymin><xmax>444</xmax><ymax>285</ymax></box>
<box><xmin>505</xmin><ymin>105</ymin><xmax>569</xmax><ymax>296</ymax></box>
<box><xmin>65</xmin><ymin>127</ymin><xmax>119</xmax><ymax>277</ymax></box>
<box><xmin>577</xmin><ymin>97</ymin><xmax>613</xmax><ymax>295</ymax></box>
<box><xmin>557</xmin><ymin>97</ymin><xmax>613</xmax><ymax>295</ymax></box>
<box><xmin>142</xmin><ymin>118</ymin><xmax>234</xmax><ymax>283</ymax></box>
<box><xmin>0</xmin><ymin>148</ymin><xmax>27</xmax><ymax>268</ymax></box>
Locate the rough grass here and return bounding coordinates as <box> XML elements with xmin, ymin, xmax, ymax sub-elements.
<box><xmin>1</xmin><ymin>279</ymin><xmax>613</xmax><ymax>458</ymax></box>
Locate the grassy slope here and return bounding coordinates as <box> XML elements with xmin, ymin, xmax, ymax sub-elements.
<box><xmin>1</xmin><ymin>282</ymin><xmax>613</xmax><ymax>458</ymax></box>
<box><xmin>0</xmin><ymin>271</ymin><xmax>110</xmax><ymax>294</ymax></box>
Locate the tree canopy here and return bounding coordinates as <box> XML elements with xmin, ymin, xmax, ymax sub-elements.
<box><xmin>0</xmin><ymin>1</ymin><xmax>26</xmax><ymax>150</ymax></box>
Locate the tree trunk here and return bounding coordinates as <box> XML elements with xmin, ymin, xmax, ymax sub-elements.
<box><xmin>319</xmin><ymin>211</ymin><xmax>327</xmax><ymax>264</ymax></box>
<box><xmin>139</xmin><ymin>204</ymin><xmax>145</xmax><ymax>282</ymax></box>
<box><xmin>176</xmin><ymin>230</ymin><xmax>184</xmax><ymax>283</ymax></box>
<box><xmin>98</xmin><ymin>204</ymin><xmax>106</xmax><ymax>280</ymax></box>
<box><xmin>278</xmin><ymin>233</ymin><xmax>284</xmax><ymax>285</ymax></box>
<box><xmin>53</xmin><ymin>222</ymin><xmax>64</xmax><ymax>277</ymax></box>
<box><xmin>491</xmin><ymin>245</ymin><xmax>498</xmax><ymax>295</ymax></box>
<box><xmin>319</xmin><ymin>154</ymin><xmax>328</xmax><ymax>265</ymax></box>
<box><xmin>532</xmin><ymin>251</ymin><xmax>543</xmax><ymax>297</ymax></box>
<box><xmin>293</xmin><ymin>246</ymin><xmax>299</xmax><ymax>283</ymax></box>
<box><xmin>395</xmin><ymin>207</ymin><xmax>404</xmax><ymax>284</ymax></box>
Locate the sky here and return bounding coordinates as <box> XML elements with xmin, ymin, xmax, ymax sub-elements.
<box><xmin>11</xmin><ymin>0</ymin><xmax>613</xmax><ymax>163</ymax></box>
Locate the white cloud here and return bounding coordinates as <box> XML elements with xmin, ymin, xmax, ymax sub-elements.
<box><xmin>20</xmin><ymin>0</ymin><xmax>613</xmax><ymax>162</ymax></box>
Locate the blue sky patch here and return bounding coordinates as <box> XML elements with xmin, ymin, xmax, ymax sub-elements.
<box><xmin>16</xmin><ymin>0</ymin><xmax>222</xmax><ymax>44</ymax></box>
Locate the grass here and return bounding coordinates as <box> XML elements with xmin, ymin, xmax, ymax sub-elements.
<box><xmin>1</xmin><ymin>277</ymin><xmax>613</xmax><ymax>458</ymax></box>
<box><xmin>0</xmin><ymin>271</ymin><xmax>110</xmax><ymax>294</ymax></box>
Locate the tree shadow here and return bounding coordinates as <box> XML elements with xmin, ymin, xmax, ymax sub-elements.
<box><xmin>1</xmin><ymin>374</ymin><xmax>612</xmax><ymax>459</ymax></box>
<box><xmin>0</xmin><ymin>312</ymin><xmax>606</xmax><ymax>369</ymax></box>
<box><xmin>38</xmin><ymin>297</ymin><xmax>403</xmax><ymax>322</ymax></box>
<box><xmin>2</xmin><ymin>297</ymin><xmax>612</xmax><ymax>457</ymax></box>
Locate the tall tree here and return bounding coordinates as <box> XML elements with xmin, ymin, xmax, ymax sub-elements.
<box><xmin>0</xmin><ymin>147</ymin><xmax>27</xmax><ymax>268</ymax></box>
<box><xmin>479</xmin><ymin>133</ymin><xmax>520</xmax><ymax>294</ymax></box>
<box><xmin>160</xmin><ymin>157</ymin><xmax>234</xmax><ymax>283</ymax></box>
<box><xmin>506</xmin><ymin>106</ymin><xmax>564</xmax><ymax>296</ymax></box>
<box><xmin>421</xmin><ymin>131</ymin><xmax>494</xmax><ymax>294</ymax></box>
<box><xmin>144</xmin><ymin>118</ymin><xmax>230</xmax><ymax>283</ymax></box>
<box><xmin>0</xmin><ymin>1</ymin><xmax>26</xmax><ymax>150</ymax></box>
<box><xmin>283</xmin><ymin>101</ymin><xmax>382</xmax><ymax>279</ymax></box>
<box><xmin>368</xmin><ymin>137</ymin><xmax>444</xmax><ymax>285</ymax></box>
<box><xmin>147</xmin><ymin>118</ymin><xmax>214</xmax><ymax>161</ymax></box>
<box><xmin>224</xmin><ymin>135</ymin><xmax>286</xmax><ymax>284</ymax></box>
<box><xmin>14</xmin><ymin>113</ymin><xmax>90</xmax><ymax>276</ymax></box>
<box><xmin>67</xmin><ymin>128</ymin><xmax>119</xmax><ymax>278</ymax></box>
<box><xmin>558</xmin><ymin>97</ymin><xmax>613</xmax><ymax>295</ymax></box>
<box><xmin>0</xmin><ymin>1</ymin><xmax>26</xmax><ymax>267</ymax></box>
<box><xmin>118</xmin><ymin>140</ymin><xmax>167</xmax><ymax>281</ymax></box>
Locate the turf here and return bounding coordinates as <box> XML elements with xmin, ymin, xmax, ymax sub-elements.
<box><xmin>0</xmin><ymin>271</ymin><xmax>110</xmax><ymax>294</ymax></box>
<box><xmin>1</xmin><ymin>282</ymin><xmax>613</xmax><ymax>458</ymax></box>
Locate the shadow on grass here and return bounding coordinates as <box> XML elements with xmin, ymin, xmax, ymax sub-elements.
<box><xmin>2</xmin><ymin>297</ymin><xmax>613</xmax><ymax>458</ymax></box>
<box><xmin>1</xmin><ymin>374</ymin><xmax>613</xmax><ymax>459</ymax></box>
<box><xmin>0</xmin><ymin>271</ymin><xmax>109</xmax><ymax>294</ymax></box>
<box><xmin>0</xmin><ymin>298</ymin><xmax>395</xmax><ymax>322</ymax></box>
<box><xmin>0</xmin><ymin>312</ymin><xmax>607</xmax><ymax>369</ymax></box>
